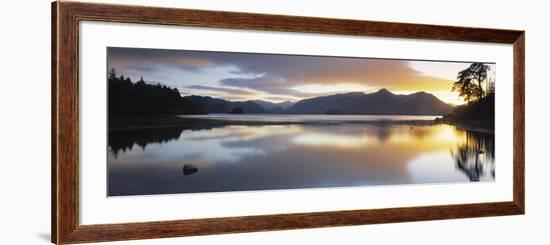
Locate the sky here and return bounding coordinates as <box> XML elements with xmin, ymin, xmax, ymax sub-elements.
<box><xmin>107</xmin><ymin>47</ymin><xmax>496</xmax><ymax>105</ymax></box>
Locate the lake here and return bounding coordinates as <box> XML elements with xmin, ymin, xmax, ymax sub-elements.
<box><xmin>180</xmin><ymin>114</ymin><xmax>441</xmax><ymax>123</ymax></box>
<box><xmin>108</xmin><ymin>115</ymin><xmax>495</xmax><ymax>196</ymax></box>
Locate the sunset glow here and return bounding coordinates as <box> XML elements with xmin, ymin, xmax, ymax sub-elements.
<box><xmin>108</xmin><ymin>47</ymin><xmax>495</xmax><ymax>105</ymax></box>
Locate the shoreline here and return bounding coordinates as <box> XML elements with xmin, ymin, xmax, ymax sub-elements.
<box><xmin>109</xmin><ymin>115</ymin><xmax>494</xmax><ymax>134</ymax></box>
<box><xmin>440</xmin><ymin>120</ymin><xmax>494</xmax><ymax>134</ymax></box>
<box><xmin>109</xmin><ymin>116</ymin><xmax>311</xmax><ymax>132</ymax></box>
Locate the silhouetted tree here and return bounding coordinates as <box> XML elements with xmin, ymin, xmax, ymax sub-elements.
<box><xmin>452</xmin><ymin>79</ymin><xmax>481</xmax><ymax>104</ymax></box>
<box><xmin>486</xmin><ymin>76</ymin><xmax>495</xmax><ymax>95</ymax></box>
<box><xmin>108</xmin><ymin>68</ymin><xmax>116</xmax><ymax>80</ymax></box>
<box><xmin>108</xmin><ymin>68</ymin><xmax>206</xmax><ymax>117</ymax></box>
<box><xmin>453</xmin><ymin>63</ymin><xmax>491</xmax><ymax>103</ymax></box>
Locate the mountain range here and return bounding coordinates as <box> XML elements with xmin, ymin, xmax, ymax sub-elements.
<box><xmin>184</xmin><ymin>95</ymin><xmax>267</xmax><ymax>114</ymax></box>
<box><xmin>183</xmin><ymin>89</ymin><xmax>452</xmax><ymax>115</ymax></box>
<box><xmin>286</xmin><ymin>89</ymin><xmax>452</xmax><ymax>115</ymax></box>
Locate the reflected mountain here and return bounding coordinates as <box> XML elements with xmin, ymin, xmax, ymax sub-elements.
<box><xmin>451</xmin><ymin>130</ymin><xmax>495</xmax><ymax>181</ymax></box>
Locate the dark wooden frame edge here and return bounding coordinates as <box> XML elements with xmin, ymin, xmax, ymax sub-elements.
<box><xmin>52</xmin><ymin>1</ymin><xmax>525</xmax><ymax>244</ymax></box>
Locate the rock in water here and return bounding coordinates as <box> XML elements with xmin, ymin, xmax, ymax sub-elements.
<box><xmin>183</xmin><ymin>164</ymin><xmax>198</xmax><ymax>176</ymax></box>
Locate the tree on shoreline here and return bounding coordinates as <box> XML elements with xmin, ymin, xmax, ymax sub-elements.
<box><xmin>445</xmin><ymin>63</ymin><xmax>495</xmax><ymax>129</ymax></box>
<box><xmin>452</xmin><ymin>78</ymin><xmax>480</xmax><ymax>104</ymax></box>
<box><xmin>452</xmin><ymin>63</ymin><xmax>491</xmax><ymax>104</ymax></box>
<box><xmin>108</xmin><ymin>68</ymin><xmax>206</xmax><ymax>116</ymax></box>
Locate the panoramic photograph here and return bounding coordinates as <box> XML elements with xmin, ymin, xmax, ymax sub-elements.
<box><xmin>107</xmin><ymin>47</ymin><xmax>496</xmax><ymax>197</ymax></box>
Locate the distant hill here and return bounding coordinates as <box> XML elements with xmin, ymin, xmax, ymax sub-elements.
<box><xmin>250</xmin><ymin>100</ymin><xmax>295</xmax><ymax>110</ymax></box>
<box><xmin>248</xmin><ymin>100</ymin><xmax>295</xmax><ymax>113</ymax></box>
<box><xmin>184</xmin><ymin>95</ymin><xmax>267</xmax><ymax>114</ymax></box>
<box><xmin>109</xmin><ymin>73</ymin><xmax>453</xmax><ymax>116</ymax></box>
<box><xmin>286</xmin><ymin>89</ymin><xmax>452</xmax><ymax>115</ymax></box>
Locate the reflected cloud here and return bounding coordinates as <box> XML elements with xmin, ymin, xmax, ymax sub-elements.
<box><xmin>108</xmin><ymin>123</ymin><xmax>495</xmax><ymax>196</ymax></box>
<box><xmin>292</xmin><ymin>132</ymin><xmax>374</xmax><ymax>148</ymax></box>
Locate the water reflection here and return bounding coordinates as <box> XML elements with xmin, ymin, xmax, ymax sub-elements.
<box><xmin>107</xmin><ymin>123</ymin><xmax>495</xmax><ymax>196</ymax></box>
<box><xmin>109</xmin><ymin>127</ymin><xmax>184</xmax><ymax>157</ymax></box>
<box><xmin>451</xmin><ymin>130</ymin><xmax>495</xmax><ymax>181</ymax></box>
<box><xmin>183</xmin><ymin>164</ymin><xmax>198</xmax><ymax>176</ymax></box>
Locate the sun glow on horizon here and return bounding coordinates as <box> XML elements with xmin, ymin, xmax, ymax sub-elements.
<box><xmin>108</xmin><ymin>47</ymin><xmax>495</xmax><ymax>106</ymax></box>
<box><xmin>290</xmin><ymin>83</ymin><xmax>375</xmax><ymax>95</ymax></box>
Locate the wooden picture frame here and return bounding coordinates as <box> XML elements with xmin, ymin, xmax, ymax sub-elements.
<box><xmin>52</xmin><ymin>1</ymin><xmax>525</xmax><ymax>244</ymax></box>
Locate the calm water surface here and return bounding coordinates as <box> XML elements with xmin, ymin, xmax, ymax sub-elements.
<box><xmin>108</xmin><ymin>115</ymin><xmax>494</xmax><ymax>196</ymax></box>
<box><xmin>180</xmin><ymin>114</ymin><xmax>441</xmax><ymax>122</ymax></box>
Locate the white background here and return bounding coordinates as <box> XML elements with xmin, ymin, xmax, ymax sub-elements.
<box><xmin>0</xmin><ymin>0</ymin><xmax>547</xmax><ymax>244</ymax></box>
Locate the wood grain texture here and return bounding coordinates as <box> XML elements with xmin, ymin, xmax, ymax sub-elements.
<box><xmin>51</xmin><ymin>2</ymin><xmax>58</xmax><ymax>243</ymax></box>
<box><xmin>52</xmin><ymin>1</ymin><xmax>525</xmax><ymax>244</ymax></box>
<box><xmin>64</xmin><ymin>202</ymin><xmax>521</xmax><ymax>244</ymax></box>
<box><xmin>513</xmin><ymin>33</ymin><xmax>525</xmax><ymax>213</ymax></box>
<box><xmin>63</xmin><ymin>1</ymin><xmax>522</xmax><ymax>43</ymax></box>
<box><xmin>53</xmin><ymin>1</ymin><xmax>80</xmax><ymax>244</ymax></box>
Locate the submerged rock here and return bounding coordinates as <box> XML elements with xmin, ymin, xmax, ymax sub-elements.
<box><xmin>183</xmin><ymin>164</ymin><xmax>198</xmax><ymax>176</ymax></box>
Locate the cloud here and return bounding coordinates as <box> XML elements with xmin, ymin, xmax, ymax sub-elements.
<box><xmin>219</xmin><ymin>55</ymin><xmax>456</xmax><ymax>94</ymax></box>
<box><xmin>107</xmin><ymin>47</ymin><xmax>216</xmax><ymax>75</ymax></box>
<box><xmin>181</xmin><ymin>51</ymin><xmax>458</xmax><ymax>95</ymax></box>
<box><xmin>220</xmin><ymin>75</ymin><xmax>290</xmax><ymax>94</ymax></box>
<box><xmin>263</xmin><ymin>96</ymin><xmax>300</xmax><ymax>102</ymax></box>
<box><xmin>185</xmin><ymin>85</ymin><xmax>259</xmax><ymax>96</ymax></box>
<box><xmin>107</xmin><ymin>47</ymin><xmax>480</xmax><ymax>103</ymax></box>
